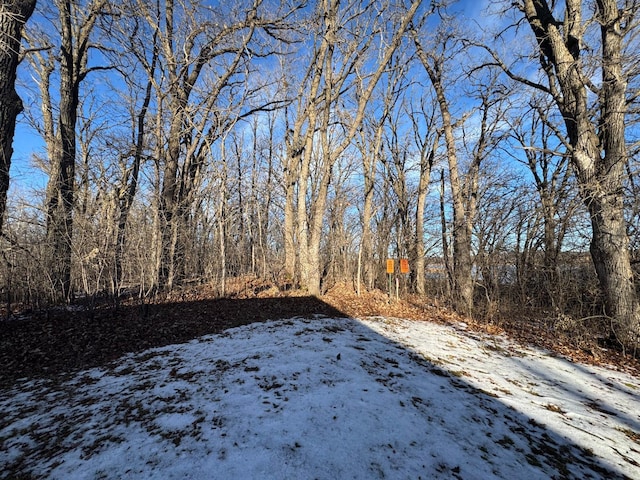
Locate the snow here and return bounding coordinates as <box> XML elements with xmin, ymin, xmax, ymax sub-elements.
<box><xmin>1</xmin><ymin>315</ymin><xmax>639</xmax><ymax>479</ymax></box>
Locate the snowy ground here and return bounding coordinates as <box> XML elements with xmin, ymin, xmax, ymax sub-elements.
<box><xmin>1</xmin><ymin>315</ymin><xmax>639</xmax><ymax>479</ymax></box>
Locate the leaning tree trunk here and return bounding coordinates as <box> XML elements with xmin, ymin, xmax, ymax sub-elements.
<box><xmin>0</xmin><ymin>0</ymin><xmax>36</xmax><ymax>235</ymax></box>
<box><xmin>413</xmin><ymin>32</ymin><xmax>474</xmax><ymax>316</ymax></box>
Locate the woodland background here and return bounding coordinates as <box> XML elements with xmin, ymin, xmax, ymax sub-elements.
<box><xmin>1</xmin><ymin>0</ymin><xmax>640</xmax><ymax>355</ymax></box>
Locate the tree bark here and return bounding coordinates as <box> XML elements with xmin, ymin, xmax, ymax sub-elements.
<box><xmin>283</xmin><ymin>156</ymin><xmax>298</xmax><ymax>282</ymax></box>
<box><xmin>439</xmin><ymin>169</ymin><xmax>452</xmax><ymax>299</ymax></box>
<box><xmin>359</xmin><ymin>128</ymin><xmax>378</xmax><ymax>291</ymax></box>
<box><xmin>354</xmin><ymin>124</ymin><xmax>378</xmax><ymax>294</ymax></box>
<box><xmin>410</xmin><ymin>98</ymin><xmax>438</xmax><ymax>295</ymax></box>
<box><xmin>0</xmin><ymin>0</ymin><xmax>36</xmax><ymax>235</ymax></box>
<box><xmin>47</xmin><ymin>0</ymin><xmax>78</xmax><ymax>301</ymax></box>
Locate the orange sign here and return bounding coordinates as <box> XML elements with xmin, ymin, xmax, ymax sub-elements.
<box><xmin>386</xmin><ymin>259</ymin><xmax>394</xmax><ymax>274</ymax></box>
<box><xmin>400</xmin><ymin>258</ymin><xmax>409</xmax><ymax>274</ymax></box>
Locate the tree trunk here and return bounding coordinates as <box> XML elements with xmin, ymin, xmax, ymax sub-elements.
<box><xmin>413</xmin><ymin>34</ymin><xmax>474</xmax><ymax>316</ymax></box>
<box><xmin>414</xmin><ymin>136</ymin><xmax>435</xmax><ymax>295</ymax></box>
<box><xmin>218</xmin><ymin>141</ymin><xmax>229</xmax><ymax>296</ymax></box>
<box><xmin>356</xmin><ymin>87</ymin><xmax>386</xmax><ymax>292</ymax></box>
<box><xmin>38</xmin><ymin>0</ymin><xmax>106</xmax><ymax>301</ymax></box>
<box><xmin>591</xmin><ymin>0</ymin><xmax>640</xmax><ymax>345</ymax></box>
<box><xmin>588</xmin><ymin>188</ymin><xmax>639</xmax><ymax>343</ymax></box>
<box><xmin>283</xmin><ymin>165</ymin><xmax>297</xmax><ymax>282</ymax></box>
<box><xmin>414</xmin><ymin>193</ymin><xmax>426</xmax><ymax>295</ymax></box>
<box><xmin>157</xmin><ymin>104</ymin><xmax>181</xmax><ymax>288</ymax></box>
<box><xmin>295</xmin><ymin>138</ymin><xmax>314</xmax><ymax>294</ymax></box>
<box><xmin>46</xmin><ymin>0</ymin><xmax>80</xmax><ymax>301</ymax></box>
<box><xmin>0</xmin><ymin>0</ymin><xmax>36</xmax><ymax>235</ymax></box>
<box><xmin>450</xmin><ymin>222</ymin><xmax>474</xmax><ymax>316</ymax></box>
<box><xmin>114</xmin><ymin>19</ymin><xmax>158</xmax><ymax>294</ymax></box>
<box><xmin>361</xmin><ymin>156</ymin><xmax>375</xmax><ymax>290</ymax></box>
<box><xmin>440</xmin><ymin>170</ymin><xmax>452</xmax><ymax>300</ymax></box>
<box><xmin>289</xmin><ymin>0</ymin><xmax>421</xmax><ymax>296</ymax></box>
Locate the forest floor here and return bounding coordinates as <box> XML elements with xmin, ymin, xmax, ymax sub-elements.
<box><xmin>1</xmin><ymin>276</ymin><xmax>638</xmax><ymax>387</ymax></box>
<box><xmin>1</xmin><ymin>278</ymin><xmax>640</xmax><ymax>478</ymax></box>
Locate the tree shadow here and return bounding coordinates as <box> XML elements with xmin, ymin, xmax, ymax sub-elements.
<box><xmin>0</xmin><ymin>295</ymin><xmax>345</xmax><ymax>385</ymax></box>
<box><xmin>511</xmin><ymin>354</ymin><xmax>640</xmax><ymax>434</ymax></box>
<box><xmin>0</xmin><ymin>296</ymin><xmax>636</xmax><ymax>479</ymax></box>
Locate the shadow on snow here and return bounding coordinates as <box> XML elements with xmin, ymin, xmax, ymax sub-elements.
<box><xmin>0</xmin><ymin>295</ymin><xmax>635</xmax><ymax>479</ymax></box>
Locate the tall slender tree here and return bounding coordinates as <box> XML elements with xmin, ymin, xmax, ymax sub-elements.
<box><xmin>409</xmin><ymin>95</ymin><xmax>439</xmax><ymax>295</ymax></box>
<box><xmin>412</xmin><ymin>26</ymin><xmax>476</xmax><ymax>315</ymax></box>
<box><xmin>111</xmin><ymin>3</ymin><xmax>160</xmax><ymax>294</ymax></box>
<box><xmin>24</xmin><ymin>0</ymin><xmax>109</xmax><ymax>301</ymax></box>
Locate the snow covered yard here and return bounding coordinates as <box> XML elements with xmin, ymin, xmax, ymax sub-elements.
<box><xmin>1</xmin><ymin>315</ymin><xmax>639</xmax><ymax>479</ymax></box>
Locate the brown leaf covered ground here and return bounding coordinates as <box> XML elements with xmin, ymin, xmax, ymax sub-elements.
<box><xmin>1</xmin><ymin>276</ymin><xmax>638</xmax><ymax>388</ymax></box>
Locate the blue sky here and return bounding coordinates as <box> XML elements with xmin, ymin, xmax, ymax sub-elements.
<box><xmin>8</xmin><ymin>0</ymin><xmax>496</xmax><ymax>202</ymax></box>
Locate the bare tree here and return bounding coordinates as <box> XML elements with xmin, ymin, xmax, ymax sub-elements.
<box><xmin>354</xmin><ymin>79</ymin><xmax>394</xmax><ymax>293</ymax></box>
<box><xmin>413</xmin><ymin>17</ymin><xmax>511</xmax><ymax>315</ymax></box>
<box><xmin>472</xmin><ymin>159</ymin><xmax>521</xmax><ymax>314</ymax></box>
<box><xmin>137</xmin><ymin>0</ymin><xmax>296</xmax><ymax>289</ymax></box>
<box><xmin>354</xmin><ymin>51</ymin><xmax>415</xmax><ymax>293</ymax></box>
<box><xmin>23</xmin><ymin>0</ymin><xmax>110</xmax><ymax>301</ymax></box>
<box><xmin>408</xmin><ymin>94</ymin><xmax>439</xmax><ymax>295</ymax></box>
<box><xmin>0</xmin><ymin>0</ymin><xmax>36</xmax><ymax>235</ymax></box>
<box><xmin>486</xmin><ymin>0</ymin><xmax>640</xmax><ymax>347</ymax></box>
<box><xmin>102</xmin><ymin>1</ymin><xmax>161</xmax><ymax>297</ymax></box>
<box><xmin>502</xmin><ymin>95</ymin><xmax>581</xmax><ymax>308</ymax></box>
<box><xmin>412</xmin><ymin>25</ymin><xmax>476</xmax><ymax>315</ymax></box>
<box><xmin>285</xmin><ymin>0</ymin><xmax>421</xmax><ymax>296</ymax></box>
<box><xmin>381</xmin><ymin>97</ymin><xmax>414</xmax><ymax>272</ymax></box>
